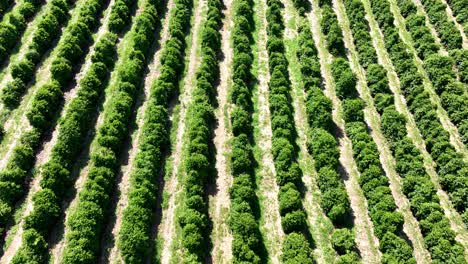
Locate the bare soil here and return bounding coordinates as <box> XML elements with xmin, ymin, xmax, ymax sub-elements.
<box><xmin>159</xmin><ymin>0</ymin><xmax>206</xmax><ymax>262</ymax></box>
<box><xmin>253</xmin><ymin>0</ymin><xmax>284</xmax><ymax>262</ymax></box>
<box><xmin>208</xmin><ymin>0</ymin><xmax>234</xmax><ymax>262</ymax></box>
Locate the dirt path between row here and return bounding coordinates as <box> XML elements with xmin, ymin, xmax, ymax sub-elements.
<box><xmin>158</xmin><ymin>0</ymin><xmax>206</xmax><ymax>262</ymax></box>
<box><xmin>307</xmin><ymin>1</ymin><xmax>382</xmax><ymax>263</ymax></box>
<box><xmin>360</xmin><ymin>0</ymin><xmax>468</xmax><ymax>257</ymax></box>
<box><xmin>333</xmin><ymin>0</ymin><xmax>432</xmax><ymax>262</ymax></box>
<box><xmin>99</xmin><ymin>0</ymin><xmax>175</xmax><ymax>263</ymax></box>
<box><xmin>387</xmin><ymin>0</ymin><xmax>468</xmax><ymax>159</ymax></box>
<box><xmin>282</xmin><ymin>1</ymin><xmax>337</xmax><ymax>263</ymax></box>
<box><xmin>251</xmin><ymin>0</ymin><xmax>284</xmax><ymax>262</ymax></box>
<box><xmin>208</xmin><ymin>0</ymin><xmax>234</xmax><ymax>262</ymax></box>
<box><xmin>0</xmin><ymin>0</ymin><xmax>116</xmax><ymax>261</ymax></box>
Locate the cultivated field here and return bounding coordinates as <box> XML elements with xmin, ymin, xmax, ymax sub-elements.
<box><xmin>0</xmin><ymin>0</ymin><xmax>466</xmax><ymax>263</ymax></box>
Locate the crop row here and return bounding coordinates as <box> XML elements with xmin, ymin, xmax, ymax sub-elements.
<box><xmin>341</xmin><ymin>0</ymin><xmax>377</xmax><ymax>68</ymax></box>
<box><xmin>10</xmin><ymin>1</ymin><xmax>138</xmax><ymax>263</ymax></box>
<box><xmin>295</xmin><ymin>17</ymin><xmax>359</xmax><ymax>262</ymax></box>
<box><xmin>419</xmin><ymin>0</ymin><xmax>463</xmax><ymax>50</ymax></box>
<box><xmin>57</xmin><ymin>1</ymin><xmax>159</xmax><ymax>262</ymax></box>
<box><xmin>228</xmin><ymin>0</ymin><xmax>265</xmax><ymax>262</ymax></box>
<box><xmin>265</xmin><ymin>0</ymin><xmax>315</xmax><ymax>262</ymax></box>
<box><xmin>1</xmin><ymin>0</ymin><xmax>72</xmax><ymax>108</ymax></box>
<box><xmin>319</xmin><ymin>0</ymin><xmax>345</xmax><ymax>57</ymax></box>
<box><xmin>319</xmin><ymin>0</ymin><xmax>417</xmax><ymax>262</ymax></box>
<box><xmin>395</xmin><ymin>0</ymin><xmax>468</xmax><ymax>144</ymax></box>
<box><xmin>446</xmin><ymin>0</ymin><xmax>467</xmax><ymax>33</ymax></box>
<box><xmin>177</xmin><ymin>0</ymin><xmax>222</xmax><ymax>261</ymax></box>
<box><xmin>397</xmin><ymin>0</ymin><xmax>468</xmax><ymax>87</ymax></box>
<box><xmin>0</xmin><ymin>0</ymin><xmax>104</xmax><ymax>240</ymax></box>
<box><xmin>117</xmin><ymin>0</ymin><xmax>193</xmax><ymax>262</ymax></box>
<box><xmin>342</xmin><ymin>0</ymin><xmax>467</xmax><ymax>261</ymax></box>
<box><xmin>397</xmin><ymin>0</ymin><xmax>440</xmax><ymax>59</ymax></box>
<box><xmin>370</xmin><ymin>0</ymin><xmax>468</xmax><ymax>227</ymax></box>
<box><xmin>334</xmin><ymin>58</ymin><xmax>415</xmax><ymax>263</ymax></box>
<box><xmin>0</xmin><ymin>0</ymin><xmax>44</xmax><ymax>64</ymax></box>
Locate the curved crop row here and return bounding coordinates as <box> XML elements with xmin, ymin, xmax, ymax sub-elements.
<box><xmin>0</xmin><ymin>0</ymin><xmax>107</xmax><ymax>240</ymax></box>
<box><xmin>318</xmin><ymin>1</ymin><xmax>415</xmax><ymax>262</ymax></box>
<box><xmin>264</xmin><ymin>0</ymin><xmax>315</xmax><ymax>262</ymax></box>
<box><xmin>117</xmin><ymin>0</ymin><xmax>193</xmax><ymax>262</ymax></box>
<box><xmin>10</xmin><ymin>0</ymin><xmax>139</xmax><ymax>262</ymax></box>
<box><xmin>370</xmin><ymin>0</ymin><xmax>468</xmax><ymax>227</ymax></box>
<box><xmin>371</xmin><ymin>66</ymin><xmax>465</xmax><ymax>263</ymax></box>
<box><xmin>296</xmin><ymin>21</ymin><xmax>359</xmax><ymax>262</ymax></box>
<box><xmin>446</xmin><ymin>0</ymin><xmax>467</xmax><ymax>33</ymax></box>
<box><xmin>0</xmin><ymin>0</ymin><xmax>72</xmax><ymax>108</ymax></box>
<box><xmin>332</xmin><ymin>57</ymin><xmax>416</xmax><ymax>263</ymax></box>
<box><xmin>395</xmin><ymin>0</ymin><xmax>468</xmax><ymax>144</ymax></box>
<box><xmin>341</xmin><ymin>0</ymin><xmax>466</xmax><ymax>260</ymax></box>
<box><xmin>177</xmin><ymin>0</ymin><xmax>223</xmax><ymax>261</ymax></box>
<box><xmin>58</xmin><ymin>1</ymin><xmax>160</xmax><ymax>262</ymax></box>
<box><xmin>419</xmin><ymin>0</ymin><xmax>463</xmax><ymax>50</ymax></box>
<box><xmin>0</xmin><ymin>0</ymin><xmax>44</xmax><ymax>64</ymax></box>
<box><xmin>227</xmin><ymin>0</ymin><xmax>265</xmax><ymax>262</ymax></box>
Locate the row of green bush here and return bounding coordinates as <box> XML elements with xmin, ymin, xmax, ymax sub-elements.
<box><xmin>228</xmin><ymin>0</ymin><xmax>265</xmax><ymax>262</ymax></box>
<box><xmin>424</xmin><ymin>55</ymin><xmax>468</xmax><ymax>143</ymax></box>
<box><xmin>343</xmin><ymin>0</ymin><xmax>467</xmax><ymax>261</ymax></box>
<box><xmin>0</xmin><ymin>0</ymin><xmax>104</xmax><ymax>243</ymax></box>
<box><xmin>117</xmin><ymin>0</ymin><xmax>193</xmax><ymax>262</ymax></box>
<box><xmin>370</xmin><ymin>0</ymin><xmax>468</xmax><ymax>228</ymax></box>
<box><xmin>265</xmin><ymin>0</ymin><xmax>315</xmax><ymax>262</ymax></box>
<box><xmin>450</xmin><ymin>48</ymin><xmax>468</xmax><ymax>84</ymax></box>
<box><xmin>9</xmin><ymin>0</ymin><xmax>128</xmax><ymax>262</ymax></box>
<box><xmin>319</xmin><ymin>2</ymin><xmax>345</xmax><ymax>57</ymax></box>
<box><xmin>12</xmin><ymin>33</ymin><xmax>118</xmax><ymax>264</ymax></box>
<box><xmin>58</xmin><ymin>1</ymin><xmax>160</xmax><ymax>262</ymax></box>
<box><xmin>178</xmin><ymin>0</ymin><xmax>222</xmax><ymax>261</ymax></box>
<box><xmin>342</xmin><ymin>0</ymin><xmax>377</xmax><ymax>68</ymax></box>
<box><xmin>0</xmin><ymin>0</ymin><xmax>71</xmax><ymax>108</ymax></box>
<box><xmin>296</xmin><ymin>17</ymin><xmax>359</xmax><ymax>262</ymax></box>
<box><xmin>420</xmin><ymin>0</ymin><xmax>463</xmax><ymax>50</ymax></box>
<box><xmin>398</xmin><ymin>0</ymin><xmax>468</xmax><ymax>88</ymax></box>
<box><xmin>446</xmin><ymin>0</ymin><xmax>467</xmax><ymax>33</ymax></box>
<box><xmin>332</xmin><ymin>57</ymin><xmax>416</xmax><ymax>263</ymax></box>
<box><xmin>396</xmin><ymin>0</ymin><xmax>440</xmax><ymax>59</ymax></box>
<box><xmin>396</xmin><ymin>0</ymin><xmax>468</xmax><ymax>145</ymax></box>
<box><xmin>0</xmin><ymin>0</ymin><xmax>44</xmax><ymax>64</ymax></box>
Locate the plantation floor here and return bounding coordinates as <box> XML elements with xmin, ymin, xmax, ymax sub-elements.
<box><xmin>308</xmin><ymin>0</ymin><xmax>383</xmax><ymax>262</ymax></box>
<box><xmin>282</xmin><ymin>0</ymin><xmax>337</xmax><ymax>263</ymax></box>
<box><xmin>360</xmin><ymin>0</ymin><xmax>468</xmax><ymax>256</ymax></box>
<box><xmin>333</xmin><ymin>0</ymin><xmax>432</xmax><ymax>262</ymax></box>
<box><xmin>158</xmin><ymin>0</ymin><xmax>207</xmax><ymax>262</ymax></box>
<box><xmin>252</xmin><ymin>0</ymin><xmax>284</xmax><ymax>262</ymax></box>
<box><xmin>208</xmin><ymin>0</ymin><xmax>234</xmax><ymax>262</ymax></box>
